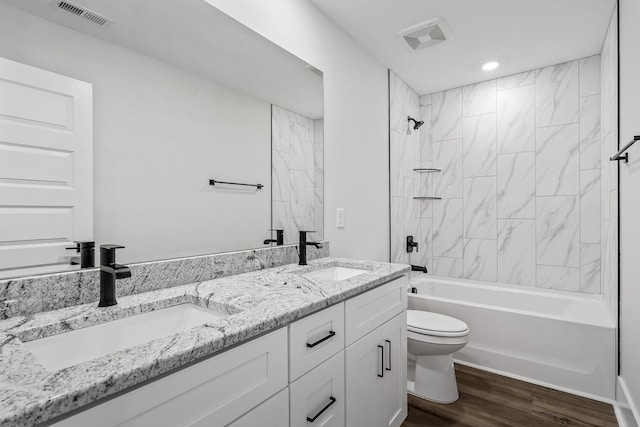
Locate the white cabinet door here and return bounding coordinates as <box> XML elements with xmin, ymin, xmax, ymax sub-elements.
<box><xmin>345</xmin><ymin>326</ymin><xmax>384</xmax><ymax>427</ymax></box>
<box><xmin>0</xmin><ymin>57</ymin><xmax>93</xmax><ymax>277</ymax></box>
<box><xmin>346</xmin><ymin>311</ymin><xmax>407</xmax><ymax>427</ymax></box>
<box><xmin>227</xmin><ymin>388</ymin><xmax>289</xmax><ymax>427</ymax></box>
<box><xmin>290</xmin><ymin>351</ymin><xmax>345</xmax><ymax>427</ymax></box>
<box><xmin>380</xmin><ymin>312</ymin><xmax>407</xmax><ymax>427</ymax></box>
<box><xmin>53</xmin><ymin>328</ymin><xmax>288</xmax><ymax>427</ymax></box>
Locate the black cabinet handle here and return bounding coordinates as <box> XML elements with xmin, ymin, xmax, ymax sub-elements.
<box><xmin>306</xmin><ymin>396</ymin><xmax>336</xmax><ymax>422</ymax></box>
<box><xmin>377</xmin><ymin>345</ymin><xmax>384</xmax><ymax>378</ymax></box>
<box><xmin>306</xmin><ymin>331</ymin><xmax>336</xmax><ymax>348</ymax></box>
<box><xmin>385</xmin><ymin>340</ymin><xmax>391</xmax><ymax>371</ymax></box>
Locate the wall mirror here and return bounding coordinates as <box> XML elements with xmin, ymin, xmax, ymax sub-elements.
<box><xmin>0</xmin><ymin>0</ymin><xmax>323</xmax><ymax>279</ymax></box>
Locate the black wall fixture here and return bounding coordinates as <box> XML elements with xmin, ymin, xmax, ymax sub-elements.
<box><xmin>209</xmin><ymin>179</ymin><xmax>263</xmax><ymax>189</ymax></box>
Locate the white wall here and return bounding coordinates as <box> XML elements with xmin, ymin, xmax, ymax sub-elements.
<box><xmin>206</xmin><ymin>0</ymin><xmax>390</xmax><ymax>262</ymax></box>
<box><xmin>0</xmin><ymin>3</ymin><xmax>271</xmax><ymax>264</ymax></box>
<box><xmin>619</xmin><ymin>0</ymin><xmax>640</xmax><ymax>422</ymax></box>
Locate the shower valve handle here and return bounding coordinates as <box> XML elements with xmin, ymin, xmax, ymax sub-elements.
<box><xmin>406</xmin><ymin>236</ymin><xmax>419</xmax><ymax>253</ymax></box>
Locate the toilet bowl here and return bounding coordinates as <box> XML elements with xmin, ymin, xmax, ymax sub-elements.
<box><xmin>407</xmin><ymin>309</ymin><xmax>469</xmax><ymax>404</ymax></box>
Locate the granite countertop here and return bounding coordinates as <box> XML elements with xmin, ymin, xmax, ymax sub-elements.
<box><xmin>0</xmin><ymin>257</ymin><xmax>409</xmax><ymax>426</ymax></box>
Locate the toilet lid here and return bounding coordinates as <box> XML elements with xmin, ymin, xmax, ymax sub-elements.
<box><xmin>407</xmin><ymin>310</ymin><xmax>469</xmax><ymax>337</ymax></box>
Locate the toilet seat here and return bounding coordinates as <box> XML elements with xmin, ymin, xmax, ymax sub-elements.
<box><xmin>407</xmin><ymin>310</ymin><xmax>469</xmax><ymax>338</ymax></box>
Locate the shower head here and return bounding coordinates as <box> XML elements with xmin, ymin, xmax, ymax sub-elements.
<box><xmin>408</xmin><ymin>116</ymin><xmax>424</xmax><ymax>130</ymax></box>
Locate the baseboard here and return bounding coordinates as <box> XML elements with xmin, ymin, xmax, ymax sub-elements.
<box><xmin>453</xmin><ymin>359</ymin><xmax>616</xmax><ymax>405</ymax></box>
<box><xmin>614</xmin><ymin>404</ymin><xmax>637</xmax><ymax>427</ymax></box>
<box><xmin>616</xmin><ymin>377</ymin><xmax>640</xmax><ymax>427</ymax></box>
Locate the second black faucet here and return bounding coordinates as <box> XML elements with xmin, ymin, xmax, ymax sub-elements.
<box><xmin>298</xmin><ymin>231</ymin><xmax>323</xmax><ymax>265</ymax></box>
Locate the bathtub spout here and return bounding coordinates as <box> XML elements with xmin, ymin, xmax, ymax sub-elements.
<box><xmin>411</xmin><ymin>265</ymin><xmax>428</xmax><ymax>273</ymax></box>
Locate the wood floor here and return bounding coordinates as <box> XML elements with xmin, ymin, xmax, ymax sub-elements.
<box><xmin>401</xmin><ymin>364</ymin><xmax>618</xmax><ymax>427</ymax></box>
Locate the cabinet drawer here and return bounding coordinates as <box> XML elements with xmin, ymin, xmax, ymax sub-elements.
<box><xmin>290</xmin><ymin>351</ymin><xmax>345</xmax><ymax>427</ymax></box>
<box><xmin>345</xmin><ymin>276</ymin><xmax>407</xmax><ymax>346</ymax></box>
<box><xmin>289</xmin><ymin>302</ymin><xmax>344</xmax><ymax>381</ymax></box>
<box><xmin>52</xmin><ymin>328</ymin><xmax>288</xmax><ymax>427</ymax></box>
<box><xmin>227</xmin><ymin>388</ymin><xmax>289</xmax><ymax>427</ymax></box>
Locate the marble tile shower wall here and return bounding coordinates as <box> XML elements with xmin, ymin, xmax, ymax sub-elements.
<box><xmin>272</xmin><ymin>105</ymin><xmax>324</xmax><ymax>244</ymax></box>
<box><xmin>600</xmin><ymin>6</ymin><xmax>618</xmax><ymax>314</ymax></box>
<box><xmin>390</xmin><ymin>56</ymin><xmax>604</xmax><ymax>294</ymax></box>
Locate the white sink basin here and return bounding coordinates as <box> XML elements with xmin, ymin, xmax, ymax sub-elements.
<box><xmin>24</xmin><ymin>304</ymin><xmax>228</xmax><ymax>371</ymax></box>
<box><xmin>303</xmin><ymin>266</ymin><xmax>368</xmax><ymax>281</ymax></box>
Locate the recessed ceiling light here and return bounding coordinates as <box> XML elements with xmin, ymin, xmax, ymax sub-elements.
<box><xmin>482</xmin><ymin>61</ymin><xmax>500</xmax><ymax>71</ymax></box>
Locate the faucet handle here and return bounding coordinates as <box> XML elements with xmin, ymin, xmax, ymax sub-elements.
<box><xmin>100</xmin><ymin>244</ymin><xmax>125</xmax><ymax>265</ymax></box>
<box><xmin>101</xmin><ymin>244</ymin><xmax>125</xmax><ymax>251</ymax></box>
<box><xmin>406</xmin><ymin>236</ymin><xmax>419</xmax><ymax>253</ymax></box>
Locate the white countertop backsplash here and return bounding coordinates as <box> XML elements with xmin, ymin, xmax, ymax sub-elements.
<box><xmin>0</xmin><ymin>243</ymin><xmax>329</xmax><ymax>319</ymax></box>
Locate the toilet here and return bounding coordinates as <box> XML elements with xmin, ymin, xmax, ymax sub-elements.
<box><xmin>407</xmin><ymin>309</ymin><xmax>470</xmax><ymax>403</ymax></box>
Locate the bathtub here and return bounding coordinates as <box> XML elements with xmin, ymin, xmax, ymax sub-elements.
<box><xmin>408</xmin><ymin>275</ymin><xmax>616</xmax><ymax>401</ymax></box>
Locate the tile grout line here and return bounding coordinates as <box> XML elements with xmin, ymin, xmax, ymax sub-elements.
<box><xmin>579</xmin><ymin>59</ymin><xmax>583</xmax><ymax>292</ymax></box>
<box><xmin>495</xmin><ymin>78</ymin><xmax>499</xmax><ymax>282</ymax></box>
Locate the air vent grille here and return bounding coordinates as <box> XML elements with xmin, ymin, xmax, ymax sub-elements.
<box><xmin>398</xmin><ymin>17</ymin><xmax>451</xmax><ymax>51</ymax></box>
<box><xmin>55</xmin><ymin>1</ymin><xmax>111</xmax><ymax>26</ymax></box>
<box><xmin>57</xmin><ymin>1</ymin><xmax>83</xmax><ymax>16</ymax></box>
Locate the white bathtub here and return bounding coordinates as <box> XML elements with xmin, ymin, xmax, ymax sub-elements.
<box><xmin>408</xmin><ymin>275</ymin><xmax>616</xmax><ymax>401</ymax></box>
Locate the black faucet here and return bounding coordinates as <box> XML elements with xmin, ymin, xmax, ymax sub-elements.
<box><xmin>298</xmin><ymin>231</ymin><xmax>323</xmax><ymax>266</ymax></box>
<box><xmin>406</xmin><ymin>236</ymin><xmax>419</xmax><ymax>253</ymax></box>
<box><xmin>263</xmin><ymin>229</ymin><xmax>284</xmax><ymax>246</ymax></box>
<box><xmin>66</xmin><ymin>241</ymin><xmax>95</xmax><ymax>268</ymax></box>
<box><xmin>99</xmin><ymin>244</ymin><xmax>131</xmax><ymax>307</ymax></box>
<box><xmin>411</xmin><ymin>265</ymin><xmax>428</xmax><ymax>273</ymax></box>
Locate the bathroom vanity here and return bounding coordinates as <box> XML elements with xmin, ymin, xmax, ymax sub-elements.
<box><xmin>0</xmin><ymin>256</ymin><xmax>408</xmax><ymax>427</ymax></box>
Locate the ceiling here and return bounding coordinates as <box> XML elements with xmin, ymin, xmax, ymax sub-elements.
<box><xmin>309</xmin><ymin>0</ymin><xmax>616</xmax><ymax>95</ymax></box>
<box><xmin>1</xmin><ymin>0</ymin><xmax>324</xmax><ymax>118</ymax></box>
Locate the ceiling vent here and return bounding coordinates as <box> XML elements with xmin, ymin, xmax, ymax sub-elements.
<box><xmin>54</xmin><ymin>0</ymin><xmax>112</xmax><ymax>26</ymax></box>
<box><xmin>398</xmin><ymin>17</ymin><xmax>451</xmax><ymax>51</ymax></box>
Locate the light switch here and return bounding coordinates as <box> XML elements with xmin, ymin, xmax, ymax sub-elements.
<box><xmin>336</xmin><ymin>208</ymin><xmax>345</xmax><ymax>228</ymax></box>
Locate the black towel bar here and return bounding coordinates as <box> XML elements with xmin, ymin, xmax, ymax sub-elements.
<box><xmin>610</xmin><ymin>135</ymin><xmax>640</xmax><ymax>163</ymax></box>
<box><xmin>209</xmin><ymin>179</ymin><xmax>263</xmax><ymax>189</ymax></box>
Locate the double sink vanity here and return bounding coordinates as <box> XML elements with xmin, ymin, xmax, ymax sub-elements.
<box><xmin>0</xmin><ymin>249</ymin><xmax>408</xmax><ymax>427</ymax></box>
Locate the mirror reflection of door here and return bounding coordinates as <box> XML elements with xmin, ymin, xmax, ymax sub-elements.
<box><xmin>0</xmin><ymin>57</ymin><xmax>92</xmax><ymax>279</ymax></box>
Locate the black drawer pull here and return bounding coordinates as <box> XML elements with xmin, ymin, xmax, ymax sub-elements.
<box><xmin>306</xmin><ymin>396</ymin><xmax>336</xmax><ymax>422</ymax></box>
<box><xmin>377</xmin><ymin>345</ymin><xmax>384</xmax><ymax>378</ymax></box>
<box><xmin>306</xmin><ymin>331</ymin><xmax>336</xmax><ymax>348</ymax></box>
<box><xmin>385</xmin><ymin>340</ymin><xmax>391</xmax><ymax>371</ymax></box>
